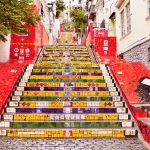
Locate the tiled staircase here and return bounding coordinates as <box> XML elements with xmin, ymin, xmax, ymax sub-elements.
<box><xmin>0</xmin><ymin>45</ymin><xmax>138</xmax><ymax>138</ymax></box>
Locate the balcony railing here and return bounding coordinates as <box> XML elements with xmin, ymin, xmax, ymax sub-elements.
<box><xmin>93</xmin><ymin>23</ymin><xmax>109</xmax><ymax>29</ymax></box>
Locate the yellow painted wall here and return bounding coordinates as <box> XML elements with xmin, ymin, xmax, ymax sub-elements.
<box><xmin>109</xmin><ymin>17</ymin><xmax>116</xmax><ymax>36</ymax></box>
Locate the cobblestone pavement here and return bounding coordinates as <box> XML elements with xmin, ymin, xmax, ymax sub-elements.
<box><xmin>0</xmin><ymin>138</ymin><xmax>148</xmax><ymax>150</ymax></box>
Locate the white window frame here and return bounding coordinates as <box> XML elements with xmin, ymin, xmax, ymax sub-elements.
<box><xmin>121</xmin><ymin>10</ymin><xmax>125</xmax><ymax>37</ymax></box>
<box><xmin>148</xmin><ymin>47</ymin><xmax>150</xmax><ymax>61</ymax></box>
<box><xmin>148</xmin><ymin>0</ymin><xmax>150</xmax><ymax>16</ymax></box>
<box><xmin>126</xmin><ymin>2</ymin><xmax>131</xmax><ymax>33</ymax></box>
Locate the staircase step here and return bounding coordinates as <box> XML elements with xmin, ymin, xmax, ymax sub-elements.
<box><xmin>21</xmin><ymin>87</ymin><xmax>109</xmax><ymax>91</ymax></box>
<box><xmin>34</xmin><ymin>66</ymin><xmax>101</xmax><ymax>69</ymax></box>
<box><xmin>3</xmin><ymin>113</ymin><xmax>131</xmax><ymax>121</ymax></box>
<box><xmin>41</xmin><ymin>59</ymin><xmax>92</xmax><ymax>61</ymax></box>
<box><xmin>27</xmin><ymin>79</ymin><xmax>106</xmax><ymax>82</ymax></box>
<box><xmin>17</xmin><ymin>87</ymin><xmax>117</xmax><ymax>92</ymax></box>
<box><xmin>11</xmin><ymin>96</ymin><xmax>122</xmax><ymax>102</ymax></box>
<box><xmin>8</xmin><ymin>101</ymin><xmax>125</xmax><ymax>108</ymax></box>
<box><xmin>31</xmin><ymin>72</ymin><xmax>103</xmax><ymax>76</ymax></box>
<box><xmin>46</xmin><ymin>46</ymin><xmax>87</xmax><ymax>50</ymax></box>
<box><xmin>2</xmin><ymin>128</ymin><xmax>137</xmax><ymax>138</ymax></box>
<box><xmin>32</xmin><ymin>69</ymin><xmax>102</xmax><ymax>73</ymax></box>
<box><xmin>42</xmin><ymin>56</ymin><xmax>91</xmax><ymax>58</ymax></box>
<box><xmin>19</xmin><ymin>82</ymin><xmax>110</xmax><ymax>87</ymax></box>
<box><xmin>18</xmin><ymin>91</ymin><xmax>119</xmax><ymax>97</ymax></box>
<box><xmin>0</xmin><ymin>121</ymin><xmax>134</xmax><ymax>128</ymax></box>
<box><xmin>29</xmin><ymin>75</ymin><xmax>104</xmax><ymax>80</ymax></box>
<box><xmin>6</xmin><ymin>107</ymin><xmax>128</xmax><ymax>114</ymax></box>
<box><xmin>46</xmin><ymin>51</ymin><xmax>89</xmax><ymax>53</ymax></box>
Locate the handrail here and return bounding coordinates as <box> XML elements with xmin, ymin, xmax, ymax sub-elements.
<box><xmin>35</xmin><ymin>47</ymin><xmax>43</xmax><ymax>64</ymax></box>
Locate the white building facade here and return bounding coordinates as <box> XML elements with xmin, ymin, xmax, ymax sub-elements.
<box><xmin>116</xmin><ymin>0</ymin><xmax>150</xmax><ymax>68</ymax></box>
<box><xmin>87</xmin><ymin>0</ymin><xmax>150</xmax><ymax>69</ymax></box>
<box><xmin>41</xmin><ymin>0</ymin><xmax>59</xmax><ymax>45</ymax></box>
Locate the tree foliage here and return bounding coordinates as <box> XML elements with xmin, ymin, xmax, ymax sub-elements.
<box><xmin>56</xmin><ymin>0</ymin><xmax>66</xmax><ymax>18</ymax></box>
<box><xmin>70</xmin><ymin>8</ymin><xmax>87</xmax><ymax>35</ymax></box>
<box><xmin>0</xmin><ymin>0</ymin><xmax>40</xmax><ymax>42</ymax></box>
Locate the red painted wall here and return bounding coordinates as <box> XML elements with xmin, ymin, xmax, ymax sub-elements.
<box><xmin>94</xmin><ymin>37</ymin><xmax>117</xmax><ymax>57</ymax></box>
<box><xmin>10</xmin><ymin>1</ymin><xmax>49</xmax><ymax>61</ymax></box>
<box><xmin>10</xmin><ymin>23</ymin><xmax>49</xmax><ymax>60</ymax></box>
<box><xmin>94</xmin><ymin>29</ymin><xmax>108</xmax><ymax>37</ymax></box>
<box><xmin>90</xmin><ymin>23</ymin><xmax>94</xmax><ymax>45</ymax></box>
<box><xmin>84</xmin><ymin>23</ymin><xmax>109</xmax><ymax>46</ymax></box>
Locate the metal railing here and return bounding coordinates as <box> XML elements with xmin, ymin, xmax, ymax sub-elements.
<box><xmin>93</xmin><ymin>23</ymin><xmax>109</xmax><ymax>30</ymax></box>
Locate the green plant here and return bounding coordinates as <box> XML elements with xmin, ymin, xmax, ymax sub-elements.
<box><xmin>0</xmin><ymin>0</ymin><xmax>40</xmax><ymax>42</ymax></box>
<box><xmin>70</xmin><ymin>8</ymin><xmax>87</xmax><ymax>36</ymax></box>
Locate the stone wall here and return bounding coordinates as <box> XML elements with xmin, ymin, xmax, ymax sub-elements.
<box><xmin>123</xmin><ymin>39</ymin><xmax>150</xmax><ymax>69</ymax></box>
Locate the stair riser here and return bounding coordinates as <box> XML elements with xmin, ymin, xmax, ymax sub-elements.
<box><xmin>11</xmin><ymin>96</ymin><xmax>123</xmax><ymax>102</ymax></box>
<box><xmin>19</xmin><ymin>82</ymin><xmax>108</xmax><ymax>87</ymax></box>
<box><xmin>0</xmin><ymin>129</ymin><xmax>138</xmax><ymax>138</ymax></box>
<box><xmin>31</xmin><ymin>72</ymin><xmax>103</xmax><ymax>76</ymax></box>
<box><xmin>6</xmin><ymin>108</ymin><xmax>128</xmax><ymax>114</ymax></box>
<box><xmin>3</xmin><ymin>114</ymin><xmax>131</xmax><ymax>121</ymax></box>
<box><xmin>13</xmin><ymin>91</ymin><xmax>120</xmax><ymax>97</ymax></box>
<box><xmin>0</xmin><ymin>121</ymin><xmax>134</xmax><ymax>128</ymax></box>
<box><xmin>16</xmin><ymin>86</ymin><xmax>118</xmax><ymax>92</ymax></box>
<box><xmin>8</xmin><ymin>101</ymin><xmax>125</xmax><ymax>108</ymax></box>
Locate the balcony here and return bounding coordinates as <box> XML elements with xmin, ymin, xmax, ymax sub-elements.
<box><xmin>93</xmin><ymin>23</ymin><xmax>101</xmax><ymax>28</ymax></box>
<box><xmin>93</xmin><ymin>21</ymin><xmax>108</xmax><ymax>30</ymax></box>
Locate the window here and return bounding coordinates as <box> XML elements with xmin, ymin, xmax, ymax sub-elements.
<box><xmin>103</xmin><ymin>0</ymin><xmax>104</xmax><ymax>7</ymax></box>
<box><xmin>41</xmin><ymin>4</ymin><xmax>44</xmax><ymax>17</ymax></box>
<box><xmin>121</xmin><ymin>10</ymin><xmax>125</xmax><ymax>37</ymax></box>
<box><xmin>148</xmin><ymin>1</ymin><xmax>150</xmax><ymax>16</ymax></box>
<box><xmin>148</xmin><ymin>47</ymin><xmax>150</xmax><ymax>61</ymax></box>
<box><xmin>126</xmin><ymin>3</ymin><xmax>131</xmax><ymax>33</ymax></box>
